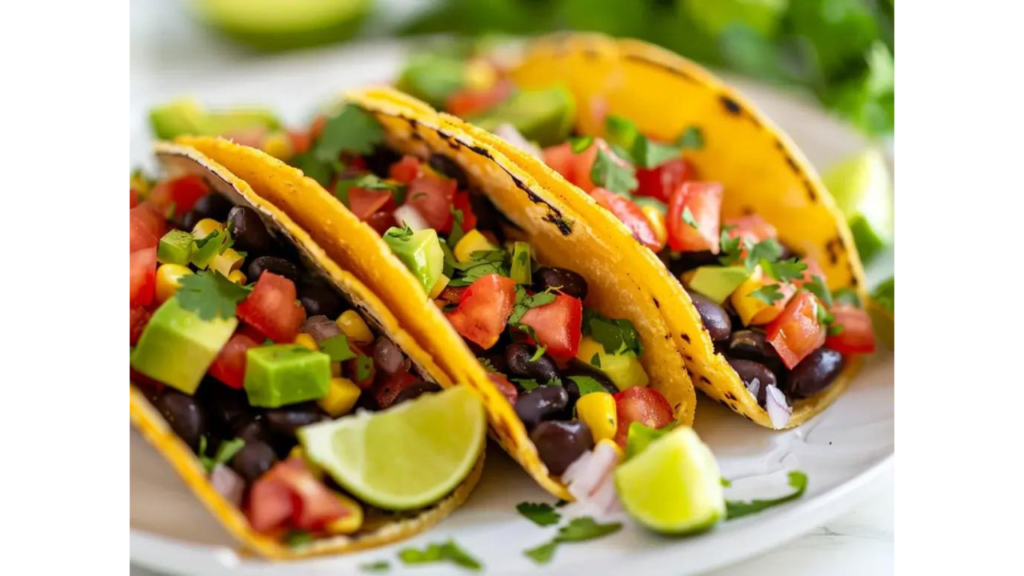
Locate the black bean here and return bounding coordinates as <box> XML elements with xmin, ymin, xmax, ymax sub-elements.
<box><xmin>301</xmin><ymin>315</ymin><xmax>342</xmax><ymax>344</ymax></box>
<box><xmin>153</xmin><ymin>389</ymin><xmax>209</xmax><ymax>451</ymax></box>
<box><xmin>533</xmin><ymin>267</ymin><xmax>588</xmax><ymax>300</ymax></box>
<box><xmin>669</xmin><ymin>250</ymin><xmax>720</xmax><ymax>275</ymax></box>
<box><xmin>247</xmin><ymin>255</ymin><xmax>299</xmax><ymax>283</ymax></box>
<box><xmin>726</xmin><ymin>357</ymin><xmax>777</xmax><ymax>407</ymax></box>
<box><xmin>230</xmin><ymin>440</ymin><xmax>278</xmax><ymax>482</ymax></box>
<box><xmin>298</xmin><ymin>282</ymin><xmax>343</xmax><ymax>319</ymax></box>
<box><xmin>506</xmin><ymin>342</ymin><xmax>561</xmax><ymax>384</ymax></box>
<box><xmin>179</xmin><ymin>210</ymin><xmax>200</xmax><ymax>233</ymax></box>
<box><xmin>264</xmin><ymin>402</ymin><xmax>331</xmax><ymax>437</ymax></box>
<box><xmin>196</xmin><ymin>380</ymin><xmax>250</xmax><ymax>429</ymax></box>
<box><xmin>726</xmin><ymin>330</ymin><xmax>782</xmax><ymax>367</ymax></box>
<box><xmin>469</xmin><ymin>192</ymin><xmax>503</xmax><ymax>236</ymax></box>
<box><xmin>531</xmin><ymin>421</ymin><xmax>594</xmax><ymax>475</ymax></box>
<box><xmin>228</xmin><ymin>205</ymin><xmax>272</xmax><ymax>255</ymax></box>
<box><xmin>480</xmin><ymin>351</ymin><xmax>509</xmax><ymax>375</ymax></box>
<box><xmin>393</xmin><ymin>382</ymin><xmax>443</xmax><ymax>406</ymax></box>
<box><xmin>784</xmin><ymin>348</ymin><xmax>845</xmax><ymax>399</ymax></box>
<box><xmin>515</xmin><ymin>386</ymin><xmax>570</xmax><ymax>430</ymax></box>
<box><xmin>427</xmin><ymin>153</ymin><xmax>469</xmax><ymax>189</ymax></box>
<box><xmin>364</xmin><ymin>146</ymin><xmax>403</xmax><ymax>177</ymax></box>
<box><xmin>192</xmin><ymin>193</ymin><xmax>234</xmax><ymax>222</ymax></box>
<box><xmin>687</xmin><ymin>290</ymin><xmax>732</xmax><ymax>342</ymax></box>
<box><xmin>231</xmin><ymin>413</ymin><xmax>273</xmax><ymax>444</ymax></box>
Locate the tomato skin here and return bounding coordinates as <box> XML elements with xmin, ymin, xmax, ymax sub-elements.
<box><xmin>130</xmin><ymin>248</ymin><xmax>157</xmax><ymax>307</ymax></box>
<box><xmin>446</xmin><ymin>80</ymin><xmax>513</xmax><ymax>117</ymax></box>
<box><xmin>487</xmin><ymin>372</ymin><xmax>518</xmax><ymax>405</ymax></box>
<box><xmin>446</xmin><ymin>274</ymin><xmax>517</xmax><ymax>350</ymax></box>
<box><xmin>590</xmin><ymin>188</ymin><xmax>662</xmax><ymax>250</ymax></box>
<box><xmin>667</xmin><ymin>181</ymin><xmax>723</xmax><ymax>253</ymax></box>
<box><xmin>543</xmin><ymin>140</ymin><xmax>601</xmax><ymax>191</ymax></box>
<box><xmin>130</xmin><ymin>203</ymin><xmax>166</xmax><ymax>253</ymax></box>
<box><xmin>237</xmin><ymin>272</ymin><xmax>307</xmax><ymax>343</ymax></box>
<box><xmin>389</xmin><ymin>155</ymin><xmax>421</xmax><ymax>184</ymax></box>
<box><xmin>288</xmin><ymin>129</ymin><xmax>313</xmax><ymax>155</ymax></box>
<box><xmin>725</xmin><ymin>214</ymin><xmax>778</xmax><ymax>244</ymax></box>
<box><xmin>247</xmin><ymin>457</ymin><xmax>348</xmax><ymax>533</ymax></box>
<box><xmin>148</xmin><ymin>175</ymin><xmax>209</xmax><ymax>217</ymax></box>
<box><xmin>209</xmin><ymin>330</ymin><xmax>263</xmax><ymax>389</ymax></box>
<box><xmin>613</xmin><ymin>387</ymin><xmax>674</xmax><ymax>447</ymax></box>
<box><xmin>766</xmin><ymin>292</ymin><xmax>827</xmax><ymax>369</ymax></box>
<box><xmin>445</xmin><ymin>190</ymin><xmax>478</xmax><ymax>233</ymax></box>
<box><xmin>372</xmin><ymin>370</ymin><xmax>420</xmax><ymax>410</ymax></box>
<box><xmin>520</xmin><ymin>294</ymin><xmax>583</xmax><ymax>358</ymax></box>
<box><xmin>130</xmin><ymin>188</ymin><xmax>140</xmax><ymax>209</ymax></box>
<box><xmin>406</xmin><ymin>174</ymin><xmax>457</xmax><ymax>232</ymax></box>
<box><xmin>825</xmin><ymin>305</ymin><xmax>876</xmax><ymax>354</ymax></box>
<box><xmin>130</xmin><ymin>306</ymin><xmax>152</xmax><ymax>345</ymax></box>
<box><xmin>347</xmin><ymin>187</ymin><xmax>394</xmax><ymax>221</ymax></box>
<box><xmin>365</xmin><ymin>210</ymin><xmax>397</xmax><ymax>236</ymax></box>
<box><xmin>636</xmin><ymin>158</ymin><xmax>697</xmax><ymax>203</ymax></box>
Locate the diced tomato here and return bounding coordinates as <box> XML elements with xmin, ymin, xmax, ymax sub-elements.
<box><xmin>725</xmin><ymin>214</ymin><xmax>777</xmax><ymax>244</ymax></box>
<box><xmin>826</xmin><ymin>305</ymin><xmax>876</xmax><ymax>354</ymax></box>
<box><xmin>130</xmin><ymin>203</ymin><xmax>166</xmax><ymax>253</ymax></box>
<box><xmin>488</xmin><ymin>372</ymin><xmax>518</xmax><ymax>405</ymax></box>
<box><xmin>543</xmin><ymin>140</ymin><xmax>600</xmax><ymax>191</ymax></box>
<box><xmin>793</xmin><ymin>257</ymin><xmax>826</xmax><ymax>289</ymax></box>
<box><xmin>237</xmin><ymin>272</ymin><xmax>307</xmax><ymax>343</ymax></box>
<box><xmin>148</xmin><ymin>175</ymin><xmax>209</xmax><ymax>217</ymax></box>
<box><xmin>766</xmin><ymin>292</ymin><xmax>827</xmax><ymax>369</ymax></box>
<box><xmin>590</xmin><ymin>187</ymin><xmax>661</xmax><ymax>250</ymax></box>
<box><xmin>366</xmin><ymin>210</ymin><xmax>397</xmax><ymax>236</ymax></box>
<box><xmin>446</xmin><ymin>274</ymin><xmax>517</xmax><ymax>349</ymax></box>
<box><xmin>209</xmin><ymin>330</ymin><xmax>263</xmax><ymax>389</ymax></box>
<box><xmin>667</xmin><ymin>181</ymin><xmax>723</xmax><ymax>253</ymax></box>
<box><xmin>130</xmin><ymin>248</ymin><xmax>157</xmax><ymax>307</ymax></box>
<box><xmin>288</xmin><ymin>129</ymin><xmax>313</xmax><ymax>155</ymax></box>
<box><xmin>247</xmin><ymin>457</ymin><xmax>349</xmax><ymax>533</ymax></box>
<box><xmin>130</xmin><ymin>306</ymin><xmax>151</xmax><ymax>345</ymax></box>
<box><xmin>445</xmin><ymin>190</ymin><xmax>478</xmax><ymax>233</ymax></box>
<box><xmin>613</xmin><ymin>387</ymin><xmax>674</xmax><ymax>447</ymax></box>
<box><xmin>348</xmin><ymin>187</ymin><xmax>394</xmax><ymax>221</ymax></box>
<box><xmin>372</xmin><ymin>370</ymin><xmax>420</xmax><ymax>410</ymax></box>
<box><xmin>520</xmin><ymin>294</ymin><xmax>583</xmax><ymax>358</ymax></box>
<box><xmin>445</xmin><ymin>80</ymin><xmax>513</xmax><ymax>117</ymax></box>
<box><xmin>130</xmin><ymin>188</ymin><xmax>140</xmax><ymax>209</ymax></box>
<box><xmin>635</xmin><ymin>158</ymin><xmax>697</xmax><ymax>203</ymax></box>
<box><xmin>406</xmin><ymin>174</ymin><xmax>458</xmax><ymax>232</ymax></box>
<box><xmin>309</xmin><ymin>115</ymin><xmax>329</xmax><ymax>141</ymax></box>
<box><xmin>389</xmin><ymin>155</ymin><xmax>421</xmax><ymax>184</ymax></box>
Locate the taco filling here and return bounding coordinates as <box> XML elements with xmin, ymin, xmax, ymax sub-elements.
<box><xmin>393</xmin><ymin>51</ymin><xmax>877</xmax><ymax>426</ymax></box>
<box><xmin>129</xmin><ymin>158</ymin><xmax>477</xmax><ymax>546</ymax></box>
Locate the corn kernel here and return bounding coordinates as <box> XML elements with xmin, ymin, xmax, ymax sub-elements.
<box><xmin>575</xmin><ymin>392</ymin><xmax>618</xmax><ymax>444</ymax></box>
<box><xmin>155</xmin><ymin>264</ymin><xmax>193</xmax><ymax>304</ymax></box>
<box><xmin>641</xmin><ymin>205</ymin><xmax>668</xmax><ymax>251</ymax></box>
<box><xmin>428</xmin><ymin>274</ymin><xmax>451</xmax><ymax>299</ymax></box>
<box><xmin>454</xmin><ymin>229</ymin><xmax>496</xmax><ymax>263</ymax></box>
<box><xmin>324</xmin><ymin>493</ymin><xmax>364</xmax><ymax>535</ymax></box>
<box><xmin>262</xmin><ymin>130</ymin><xmax>294</xmax><ymax>161</ymax></box>
<box><xmin>336</xmin><ymin>310</ymin><xmax>373</xmax><ymax>344</ymax></box>
<box><xmin>228</xmin><ymin>270</ymin><xmax>247</xmax><ymax>285</ymax></box>
<box><xmin>191</xmin><ymin>218</ymin><xmax>224</xmax><ymax>240</ymax></box>
<box><xmin>294</xmin><ymin>333</ymin><xmax>318</xmax><ymax>351</ymax></box>
<box><xmin>319</xmin><ymin>377</ymin><xmax>361</xmax><ymax>417</ymax></box>
<box><xmin>210</xmin><ymin>248</ymin><xmax>244</xmax><ymax>277</ymax></box>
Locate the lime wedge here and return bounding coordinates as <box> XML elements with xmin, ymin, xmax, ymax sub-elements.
<box><xmin>191</xmin><ymin>0</ymin><xmax>371</xmax><ymax>52</ymax></box>
<box><xmin>297</xmin><ymin>386</ymin><xmax>485</xmax><ymax>510</ymax></box>
<box><xmin>823</xmin><ymin>148</ymin><xmax>894</xmax><ymax>263</ymax></box>
<box><xmin>615</xmin><ymin>427</ymin><xmax>725</xmax><ymax>534</ymax></box>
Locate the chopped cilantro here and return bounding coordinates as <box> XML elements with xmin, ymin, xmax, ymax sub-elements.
<box><xmin>315</xmin><ymin>104</ymin><xmax>385</xmax><ymax>161</ymax></box>
<box><xmin>321</xmin><ymin>334</ymin><xmax>357</xmax><ymax>363</ymax></box>
<box><xmin>284</xmin><ymin>530</ymin><xmax>314</xmax><ymax>547</ymax></box>
<box><xmin>447</xmin><ymin>249</ymin><xmax>510</xmax><ymax>287</ymax></box>
<box><xmin>605</xmin><ymin>114</ymin><xmax>686</xmax><ymax>169</ymax></box>
<box><xmin>523</xmin><ymin>541</ymin><xmax>559</xmax><ymax>564</ymax></box>
<box><xmin>516</xmin><ymin>502</ymin><xmax>561</xmax><ymax>526</ymax></box>
<box><xmin>682</xmin><ymin>206</ymin><xmax>699</xmax><ymax>229</ymax></box>
<box><xmin>828</xmin><ymin>323</ymin><xmax>845</xmax><ymax>336</ymax></box>
<box><xmin>529</xmin><ymin>345</ymin><xmax>548</xmax><ymax>362</ymax></box>
<box><xmin>293</xmin><ymin>150</ymin><xmax>334</xmax><ymax>186</ymax></box>
<box><xmin>678</xmin><ymin>126</ymin><xmax>705</xmax><ymax>150</ymax></box>
<box><xmin>567</xmin><ymin>375</ymin><xmax>606</xmax><ymax>397</ymax></box>
<box><xmin>832</xmin><ymin>288</ymin><xmax>863</xmax><ymax>308</ymax></box>
<box><xmin>355</xmin><ymin>354</ymin><xmax>374</xmax><ymax>382</ymax></box>
<box><xmin>335</xmin><ymin>174</ymin><xmax>405</xmax><ymax>208</ymax></box>
<box><xmin>190</xmin><ymin>229</ymin><xmax>232</xmax><ymax>269</ymax></box>
<box><xmin>632</xmin><ymin>136</ymin><xmax>684</xmax><ymax>169</ymax></box>
<box><xmin>748</xmin><ymin>284</ymin><xmax>785</xmax><ymax>305</ymax></box>
<box><xmin>568</xmin><ymin>135</ymin><xmax>594</xmax><ymax>153</ymax></box>
<box><xmin>197</xmin><ymin>436</ymin><xmax>246</xmax><ymax>474</ymax></box>
<box><xmin>802</xmin><ymin>275</ymin><xmax>834</xmax><ymax>307</ymax></box>
<box><xmin>508</xmin><ymin>286</ymin><xmax>557</xmax><ymax>325</ymax></box>
<box><xmin>871</xmin><ymin>277</ymin><xmax>895</xmax><ymax>313</ymax></box>
<box><xmin>176</xmin><ymin>271</ymin><xmax>249</xmax><ymax>320</ymax></box>
<box><xmin>477</xmin><ymin>357</ymin><xmax>498</xmax><ymax>373</ymax></box>
<box><xmin>448</xmin><ymin>207</ymin><xmax>466</xmax><ymax>248</ymax></box>
<box><xmin>582</xmin><ymin>309</ymin><xmax>642</xmax><ymax>356</ymax></box>
<box><xmin>726</xmin><ymin>471</ymin><xmax>808</xmax><ymax>520</ymax></box>
<box><xmin>591</xmin><ymin>353</ymin><xmax>602</xmax><ymax>368</ymax></box>
<box><xmin>721</xmin><ymin>477</ymin><xmax>732</xmax><ymax>488</ymax></box>
<box><xmin>761</xmin><ymin>258</ymin><xmax>808</xmax><ymax>283</ymax></box>
<box><xmin>360</xmin><ymin>560</ymin><xmax>390</xmax><ymax>572</ymax></box>
<box><xmin>744</xmin><ymin>238</ymin><xmax>783</xmax><ymax>270</ymax></box>
<box><xmin>590</xmin><ymin>146</ymin><xmax>637</xmax><ymax>196</ymax></box>
<box><xmin>398</xmin><ymin>540</ymin><xmax>482</xmax><ymax>571</ymax></box>
<box><xmin>523</xmin><ymin>517</ymin><xmax>623</xmax><ymax>565</ymax></box>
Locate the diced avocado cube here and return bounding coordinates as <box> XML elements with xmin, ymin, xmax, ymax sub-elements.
<box><xmin>396</xmin><ymin>54</ymin><xmax>468</xmax><ymax>109</ymax></box>
<box><xmin>469</xmin><ymin>85</ymin><xmax>576</xmax><ymax>147</ymax></box>
<box><xmin>687</xmin><ymin>266</ymin><xmax>751</xmax><ymax>304</ymax></box>
<box><xmin>510</xmin><ymin>242</ymin><xmax>532</xmax><ymax>285</ymax></box>
<box><xmin>130</xmin><ymin>298</ymin><xmax>238</xmax><ymax>394</ymax></box>
<box><xmin>383</xmin><ymin>227</ymin><xmax>444</xmax><ymax>294</ymax></box>
<box><xmin>244</xmin><ymin>345</ymin><xmax>331</xmax><ymax>408</ymax></box>
<box><xmin>576</xmin><ymin>336</ymin><xmax>649</xmax><ymax>391</ymax></box>
<box><xmin>158</xmin><ymin>230</ymin><xmax>194</xmax><ymax>266</ymax></box>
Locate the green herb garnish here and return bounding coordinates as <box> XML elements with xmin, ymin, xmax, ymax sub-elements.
<box><xmin>197</xmin><ymin>436</ymin><xmax>246</xmax><ymax>473</ymax></box>
<box><xmin>682</xmin><ymin>206</ymin><xmax>699</xmax><ymax>229</ymax></box>
<box><xmin>583</xmin><ymin>309</ymin><xmax>643</xmax><ymax>356</ymax></box>
<box><xmin>748</xmin><ymin>284</ymin><xmax>785</xmax><ymax>305</ymax></box>
<box><xmin>360</xmin><ymin>560</ymin><xmax>391</xmax><ymax>572</ymax></box>
<box><xmin>398</xmin><ymin>540</ymin><xmax>482</xmax><ymax>571</ymax></box>
<box><xmin>590</xmin><ymin>146</ymin><xmax>637</xmax><ymax>196</ymax></box>
<box><xmin>567</xmin><ymin>375</ymin><xmax>607</xmax><ymax>397</ymax></box>
<box><xmin>523</xmin><ymin>517</ymin><xmax>623</xmax><ymax>565</ymax></box>
<box><xmin>726</xmin><ymin>471</ymin><xmax>808</xmax><ymax>520</ymax></box>
<box><xmin>678</xmin><ymin>126</ymin><xmax>704</xmax><ymax>150</ymax></box>
<box><xmin>175</xmin><ymin>271</ymin><xmax>249</xmax><ymax>320</ymax></box>
<box><xmin>568</xmin><ymin>135</ymin><xmax>594</xmax><ymax>153</ymax></box>
<box><xmin>802</xmin><ymin>275</ymin><xmax>834</xmax><ymax>307</ymax></box>
<box><xmin>315</xmin><ymin>104</ymin><xmax>385</xmax><ymax>160</ymax></box>
<box><xmin>516</xmin><ymin>502</ymin><xmax>561</xmax><ymax>526</ymax></box>
<box><xmin>284</xmin><ymin>530</ymin><xmax>314</xmax><ymax>547</ymax></box>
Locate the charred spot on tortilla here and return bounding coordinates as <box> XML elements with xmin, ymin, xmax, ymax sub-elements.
<box><xmin>700</xmin><ymin>375</ymin><xmax>711</xmax><ymax>385</ymax></box>
<box><xmin>725</xmin><ymin>392</ymin><xmax>737</xmax><ymax>401</ymax></box>
<box><xmin>720</xmin><ymin>95</ymin><xmax>743</xmax><ymax>116</ymax></box>
<box><xmin>784</xmin><ymin>153</ymin><xmax>799</xmax><ymax>174</ymax></box>
<box><xmin>623</xmin><ymin>52</ymin><xmax>698</xmax><ymax>84</ymax></box>
<box><xmin>652</xmin><ymin>297</ymin><xmax>660</xmax><ymax>309</ymax></box>
<box><xmin>682</xmin><ymin>334</ymin><xmax>691</xmax><ymax>343</ymax></box>
<box><xmin>825</xmin><ymin>237</ymin><xmax>842</xmax><ymax>265</ymax></box>
<box><xmin>848</xmin><ymin>268</ymin><xmax>859</xmax><ymax>287</ymax></box>
<box><xmin>684</xmin><ymin>354</ymin><xmax>693</xmax><ymax>361</ymax></box>
<box><xmin>583</xmin><ymin>47</ymin><xmax>601</xmax><ymax>60</ymax></box>
<box><xmin>803</xmin><ymin>177</ymin><xmax>818</xmax><ymax>202</ymax></box>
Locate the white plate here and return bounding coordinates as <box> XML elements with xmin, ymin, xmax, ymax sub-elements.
<box><xmin>130</xmin><ymin>40</ymin><xmax>894</xmax><ymax>576</ymax></box>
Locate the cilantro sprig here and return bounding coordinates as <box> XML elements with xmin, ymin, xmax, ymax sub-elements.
<box><xmin>603</xmin><ymin>115</ymin><xmax>705</xmax><ymax>170</ymax></box>
<box><xmin>524</xmin><ymin>517</ymin><xmax>623</xmax><ymax>564</ymax></box>
<box><xmin>516</xmin><ymin>502</ymin><xmax>561</xmax><ymax>527</ymax></box>
<box><xmin>582</xmin><ymin>309</ymin><xmax>643</xmax><ymax>356</ymax></box>
<box><xmin>292</xmin><ymin>104</ymin><xmax>386</xmax><ymax>186</ymax></box>
<box><xmin>726</xmin><ymin>471</ymin><xmax>808</xmax><ymax>520</ymax></box>
<box><xmin>590</xmin><ymin>145</ymin><xmax>637</xmax><ymax>196</ymax></box>
<box><xmin>176</xmin><ymin>271</ymin><xmax>250</xmax><ymax>320</ymax></box>
<box><xmin>335</xmin><ymin>174</ymin><xmax>407</xmax><ymax>208</ymax></box>
<box><xmin>398</xmin><ymin>540</ymin><xmax>482</xmax><ymax>571</ymax></box>
<box><xmin>197</xmin><ymin>436</ymin><xmax>245</xmax><ymax>473</ymax></box>
<box><xmin>446</xmin><ymin>248</ymin><xmax>510</xmax><ymax>287</ymax></box>
<box><xmin>567</xmin><ymin>375</ymin><xmax>606</xmax><ymax>397</ymax></box>
<box><xmin>508</xmin><ymin>286</ymin><xmax>556</xmax><ymax>325</ymax></box>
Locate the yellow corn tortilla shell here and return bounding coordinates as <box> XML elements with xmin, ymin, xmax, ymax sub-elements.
<box><xmin>131</xmin><ymin>143</ymin><xmax>482</xmax><ymax>559</ymax></box>
<box><xmin>178</xmin><ymin>93</ymin><xmax>697</xmax><ymax>499</ymax></box>
<box><xmin>409</xmin><ymin>34</ymin><xmax>868</xmax><ymax>430</ymax></box>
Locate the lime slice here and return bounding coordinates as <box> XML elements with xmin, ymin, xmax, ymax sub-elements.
<box><xmin>615</xmin><ymin>427</ymin><xmax>725</xmax><ymax>534</ymax></box>
<box><xmin>191</xmin><ymin>0</ymin><xmax>371</xmax><ymax>52</ymax></box>
<box><xmin>298</xmin><ymin>386</ymin><xmax>485</xmax><ymax>510</ymax></box>
<box><xmin>823</xmin><ymin>148</ymin><xmax>894</xmax><ymax>264</ymax></box>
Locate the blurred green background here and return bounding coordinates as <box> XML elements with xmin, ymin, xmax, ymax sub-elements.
<box><xmin>187</xmin><ymin>0</ymin><xmax>893</xmax><ymax>138</ymax></box>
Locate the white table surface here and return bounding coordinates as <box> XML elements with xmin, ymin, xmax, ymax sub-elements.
<box><xmin>130</xmin><ymin>2</ymin><xmax>894</xmax><ymax>574</ymax></box>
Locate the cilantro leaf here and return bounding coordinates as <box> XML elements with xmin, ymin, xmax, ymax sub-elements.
<box><xmin>398</xmin><ymin>540</ymin><xmax>482</xmax><ymax>571</ymax></box>
<box><xmin>315</xmin><ymin>104</ymin><xmax>385</xmax><ymax>161</ymax></box>
<box><xmin>726</xmin><ymin>471</ymin><xmax>808</xmax><ymax>520</ymax></box>
<box><xmin>590</xmin><ymin>146</ymin><xmax>637</xmax><ymax>196</ymax></box>
<box><xmin>190</xmin><ymin>229</ymin><xmax>231</xmax><ymax>269</ymax></box>
<box><xmin>583</xmin><ymin>309</ymin><xmax>642</xmax><ymax>356</ymax></box>
<box><xmin>632</xmin><ymin>136</ymin><xmax>683</xmax><ymax>169</ymax></box>
<box><xmin>718</xmin><ymin>227</ymin><xmax>746</xmax><ymax>267</ymax></box>
<box><xmin>748</xmin><ymin>284</ymin><xmax>785</xmax><ymax>305</ymax></box>
<box><xmin>871</xmin><ymin>277</ymin><xmax>894</xmax><ymax>313</ymax></box>
<box><xmin>567</xmin><ymin>375</ymin><xmax>607</xmax><ymax>397</ymax></box>
<box><xmin>513</xmin><ymin>379</ymin><xmax>541</xmax><ymax>392</ymax></box>
<box><xmin>802</xmin><ymin>275</ymin><xmax>834</xmax><ymax>307</ymax></box>
<box><xmin>176</xmin><ymin>271</ymin><xmax>249</xmax><ymax>320</ymax></box>
<box><xmin>335</xmin><ymin>174</ymin><xmax>405</xmax><ymax>208</ymax></box>
<box><xmin>678</xmin><ymin>126</ymin><xmax>705</xmax><ymax>150</ymax></box>
<box><xmin>447</xmin><ymin>206</ymin><xmax>466</xmax><ymax>248</ymax></box>
<box><xmin>285</xmin><ymin>530</ymin><xmax>313</xmax><ymax>547</ymax></box>
<box><xmin>721</xmin><ymin>477</ymin><xmax>733</xmax><ymax>488</ymax></box>
<box><xmin>761</xmin><ymin>258</ymin><xmax>808</xmax><ymax>283</ymax></box>
<box><xmin>529</xmin><ymin>345</ymin><xmax>548</xmax><ymax>362</ymax></box>
<box><xmin>682</xmin><ymin>206</ymin><xmax>699</xmax><ymax>229</ymax></box>
<box><xmin>828</xmin><ymin>323</ymin><xmax>845</xmax><ymax>336</ymax></box>
<box><xmin>744</xmin><ymin>238</ymin><xmax>783</xmax><ymax>271</ymax></box>
<box><xmin>447</xmin><ymin>249</ymin><xmax>509</xmax><ymax>287</ymax></box>
<box><xmin>523</xmin><ymin>517</ymin><xmax>623</xmax><ymax>565</ymax></box>
<box><xmin>508</xmin><ymin>286</ymin><xmax>557</xmax><ymax>325</ymax></box>
<box><xmin>321</xmin><ymin>334</ymin><xmax>357</xmax><ymax>363</ymax></box>
<box><xmin>832</xmin><ymin>287</ymin><xmax>863</xmax><ymax>308</ymax></box>
<box><xmin>355</xmin><ymin>354</ymin><xmax>374</xmax><ymax>382</ymax></box>
<box><xmin>516</xmin><ymin>502</ymin><xmax>561</xmax><ymax>526</ymax></box>
<box><xmin>198</xmin><ymin>437</ymin><xmax>245</xmax><ymax>474</ymax></box>
<box><xmin>477</xmin><ymin>357</ymin><xmax>498</xmax><ymax>373</ymax></box>
<box><xmin>568</xmin><ymin>135</ymin><xmax>594</xmax><ymax>153</ymax></box>
<box><xmin>360</xmin><ymin>560</ymin><xmax>390</xmax><ymax>572</ymax></box>
<box><xmin>523</xmin><ymin>541</ymin><xmax>559</xmax><ymax>564</ymax></box>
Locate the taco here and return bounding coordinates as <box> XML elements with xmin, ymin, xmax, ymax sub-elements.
<box><xmin>129</xmin><ymin>143</ymin><xmax>485</xmax><ymax>559</ymax></box>
<box><xmin>389</xmin><ymin>33</ymin><xmax>876</xmax><ymax>429</ymax></box>
<box><xmin>175</xmin><ymin>91</ymin><xmax>696</xmax><ymax>503</ymax></box>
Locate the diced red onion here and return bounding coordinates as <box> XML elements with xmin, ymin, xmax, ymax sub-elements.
<box><xmin>563</xmin><ymin>441</ymin><xmax>620</xmax><ymax>514</ymax></box>
<box><xmin>494</xmin><ymin>124</ymin><xmax>542</xmax><ymax>158</ymax></box>
<box><xmin>394</xmin><ymin>205</ymin><xmax>429</xmax><ymax>232</ymax></box>
<box><xmin>373</xmin><ymin>336</ymin><xmax>408</xmax><ymax>375</ymax></box>
<box><xmin>301</xmin><ymin>315</ymin><xmax>341</xmax><ymax>344</ymax></box>
<box><xmin>210</xmin><ymin>464</ymin><xmax>245</xmax><ymax>508</ymax></box>
<box><xmin>746</xmin><ymin>377</ymin><xmax>761</xmax><ymax>401</ymax></box>
<box><xmin>765</xmin><ymin>384</ymin><xmax>792</xmax><ymax>429</ymax></box>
